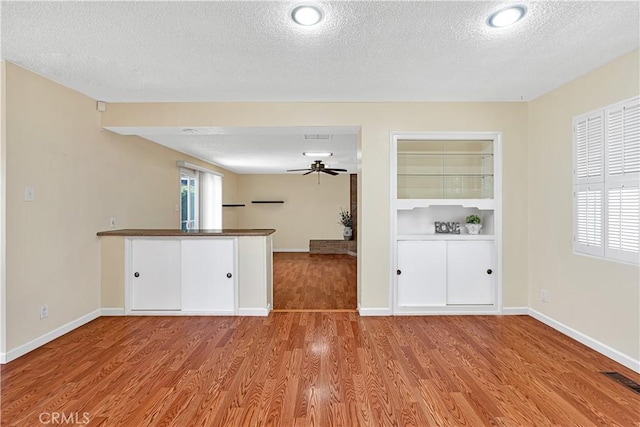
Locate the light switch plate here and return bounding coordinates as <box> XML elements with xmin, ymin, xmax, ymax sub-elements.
<box><xmin>24</xmin><ymin>186</ymin><xmax>35</xmax><ymax>202</ymax></box>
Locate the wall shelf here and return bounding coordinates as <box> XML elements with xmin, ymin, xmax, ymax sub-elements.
<box><xmin>251</xmin><ymin>201</ymin><xmax>284</xmax><ymax>204</ymax></box>
<box><xmin>397</xmin><ymin>234</ymin><xmax>495</xmax><ymax>241</ymax></box>
<box><xmin>222</xmin><ymin>204</ymin><xmax>245</xmax><ymax>207</ymax></box>
<box><xmin>396</xmin><ymin>199</ymin><xmax>495</xmax><ymax>210</ymax></box>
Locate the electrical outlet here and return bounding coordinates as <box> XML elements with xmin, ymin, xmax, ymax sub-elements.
<box><xmin>541</xmin><ymin>289</ymin><xmax>548</xmax><ymax>302</ymax></box>
<box><xmin>175</xmin><ymin>204</ymin><xmax>179</xmax><ymax>212</ymax></box>
<box><xmin>40</xmin><ymin>304</ymin><xmax>48</xmax><ymax>319</ymax></box>
<box><xmin>110</xmin><ymin>217</ymin><xmax>117</xmax><ymax>228</ymax></box>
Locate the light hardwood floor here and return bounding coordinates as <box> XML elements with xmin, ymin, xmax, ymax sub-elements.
<box><xmin>1</xmin><ymin>313</ymin><xmax>638</xmax><ymax>426</ymax></box>
<box><xmin>273</xmin><ymin>253</ymin><xmax>357</xmax><ymax>310</ymax></box>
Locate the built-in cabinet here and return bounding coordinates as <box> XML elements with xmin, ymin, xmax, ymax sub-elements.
<box><xmin>128</xmin><ymin>237</ymin><xmax>237</xmax><ymax>314</ymax></box>
<box><xmin>98</xmin><ymin>229</ymin><xmax>274</xmax><ymax>316</ymax></box>
<box><xmin>397</xmin><ymin>240</ymin><xmax>494</xmax><ymax>307</ymax></box>
<box><xmin>391</xmin><ymin>132</ymin><xmax>501</xmax><ymax>314</ymax></box>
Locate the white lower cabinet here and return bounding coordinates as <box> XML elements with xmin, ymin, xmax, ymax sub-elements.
<box><xmin>397</xmin><ymin>239</ymin><xmax>495</xmax><ymax>309</ymax></box>
<box><xmin>397</xmin><ymin>240</ymin><xmax>447</xmax><ymax>306</ymax></box>
<box><xmin>131</xmin><ymin>239</ymin><xmax>182</xmax><ymax>310</ymax></box>
<box><xmin>128</xmin><ymin>237</ymin><xmax>236</xmax><ymax>314</ymax></box>
<box><xmin>181</xmin><ymin>239</ymin><xmax>235</xmax><ymax>313</ymax></box>
<box><xmin>446</xmin><ymin>241</ymin><xmax>494</xmax><ymax>305</ymax></box>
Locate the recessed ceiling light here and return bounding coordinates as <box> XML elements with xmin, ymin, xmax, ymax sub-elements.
<box><xmin>303</xmin><ymin>152</ymin><xmax>332</xmax><ymax>157</ymax></box>
<box><xmin>487</xmin><ymin>5</ymin><xmax>527</xmax><ymax>28</ymax></box>
<box><xmin>291</xmin><ymin>5</ymin><xmax>323</xmax><ymax>26</ymax></box>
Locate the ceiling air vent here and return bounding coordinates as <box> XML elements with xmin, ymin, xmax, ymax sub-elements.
<box><xmin>304</xmin><ymin>134</ymin><xmax>332</xmax><ymax>140</ymax></box>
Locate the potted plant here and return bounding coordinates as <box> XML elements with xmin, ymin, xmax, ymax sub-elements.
<box><xmin>338</xmin><ymin>208</ymin><xmax>353</xmax><ymax>240</ymax></box>
<box><xmin>465</xmin><ymin>214</ymin><xmax>482</xmax><ymax>235</ymax></box>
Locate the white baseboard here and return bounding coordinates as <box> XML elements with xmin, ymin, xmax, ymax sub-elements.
<box><xmin>393</xmin><ymin>309</ymin><xmax>500</xmax><ymax>315</ymax></box>
<box><xmin>529</xmin><ymin>308</ymin><xmax>640</xmax><ymax>373</ymax></box>
<box><xmin>502</xmin><ymin>306</ymin><xmax>529</xmax><ymax>315</ymax></box>
<box><xmin>358</xmin><ymin>307</ymin><xmax>392</xmax><ymax>316</ymax></box>
<box><xmin>273</xmin><ymin>248</ymin><xmax>308</xmax><ymax>253</ymax></box>
<box><xmin>2</xmin><ymin>309</ymin><xmax>101</xmax><ymax>364</ymax></box>
<box><xmin>238</xmin><ymin>307</ymin><xmax>270</xmax><ymax>316</ymax></box>
<box><xmin>101</xmin><ymin>308</ymin><xmax>125</xmax><ymax>316</ymax></box>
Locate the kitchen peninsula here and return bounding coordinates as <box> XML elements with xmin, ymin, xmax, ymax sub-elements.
<box><xmin>97</xmin><ymin>229</ymin><xmax>275</xmax><ymax>316</ymax></box>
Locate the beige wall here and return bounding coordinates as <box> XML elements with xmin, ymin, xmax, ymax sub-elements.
<box><xmin>0</xmin><ymin>61</ymin><xmax>6</xmax><ymax>356</ymax></box>
<box><xmin>528</xmin><ymin>50</ymin><xmax>640</xmax><ymax>360</ymax></box>
<box><xmin>102</xmin><ymin>102</ymin><xmax>530</xmax><ymax>310</ymax></box>
<box><xmin>236</xmin><ymin>174</ymin><xmax>350</xmax><ymax>250</ymax></box>
<box><xmin>4</xmin><ymin>63</ymin><xmax>235</xmax><ymax>351</ymax></box>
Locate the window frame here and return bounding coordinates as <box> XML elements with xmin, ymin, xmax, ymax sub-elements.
<box><xmin>180</xmin><ymin>168</ymin><xmax>199</xmax><ymax>231</ymax></box>
<box><xmin>573</xmin><ymin>96</ymin><xmax>640</xmax><ymax>265</ymax></box>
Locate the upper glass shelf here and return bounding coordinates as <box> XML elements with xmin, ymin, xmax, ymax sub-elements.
<box><xmin>397</xmin><ymin>139</ymin><xmax>494</xmax><ymax>200</ymax></box>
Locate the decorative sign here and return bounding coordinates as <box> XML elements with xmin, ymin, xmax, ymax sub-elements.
<box><xmin>435</xmin><ymin>221</ymin><xmax>460</xmax><ymax>234</ymax></box>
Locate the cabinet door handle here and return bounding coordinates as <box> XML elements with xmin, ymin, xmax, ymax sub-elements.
<box><xmin>397</xmin><ymin>269</ymin><xmax>401</xmax><ymax>275</ymax></box>
<box><xmin>134</xmin><ymin>272</ymin><xmax>140</xmax><ymax>278</ymax></box>
<box><xmin>226</xmin><ymin>273</ymin><xmax>232</xmax><ymax>278</ymax></box>
<box><xmin>487</xmin><ymin>269</ymin><xmax>493</xmax><ymax>275</ymax></box>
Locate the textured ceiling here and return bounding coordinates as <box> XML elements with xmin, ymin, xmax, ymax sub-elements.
<box><xmin>2</xmin><ymin>1</ymin><xmax>638</xmax><ymax>103</ymax></box>
<box><xmin>1</xmin><ymin>1</ymin><xmax>638</xmax><ymax>173</ymax></box>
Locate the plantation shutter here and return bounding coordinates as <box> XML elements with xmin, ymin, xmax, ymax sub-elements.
<box><xmin>574</xmin><ymin>111</ymin><xmax>604</xmax><ymax>256</ymax></box>
<box><xmin>574</xmin><ymin>184</ymin><xmax>604</xmax><ymax>256</ymax></box>
<box><xmin>606</xmin><ymin>184</ymin><xmax>639</xmax><ymax>262</ymax></box>
<box><xmin>606</xmin><ymin>99</ymin><xmax>640</xmax><ymax>176</ymax></box>
<box><xmin>575</xmin><ymin>112</ymin><xmax>604</xmax><ymax>183</ymax></box>
<box><xmin>604</xmin><ymin>98</ymin><xmax>640</xmax><ymax>263</ymax></box>
<box><xmin>574</xmin><ymin>97</ymin><xmax>639</xmax><ymax>264</ymax></box>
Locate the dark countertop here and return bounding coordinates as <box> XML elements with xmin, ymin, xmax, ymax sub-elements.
<box><xmin>97</xmin><ymin>229</ymin><xmax>276</xmax><ymax>237</ymax></box>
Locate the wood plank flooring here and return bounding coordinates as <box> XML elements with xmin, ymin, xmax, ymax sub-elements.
<box><xmin>2</xmin><ymin>314</ymin><xmax>638</xmax><ymax>426</ymax></box>
<box><xmin>273</xmin><ymin>253</ymin><xmax>356</xmax><ymax>310</ymax></box>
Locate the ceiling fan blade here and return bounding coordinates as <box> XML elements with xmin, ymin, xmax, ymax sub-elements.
<box><xmin>320</xmin><ymin>169</ymin><xmax>339</xmax><ymax>176</ymax></box>
<box><xmin>303</xmin><ymin>170</ymin><xmax>314</xmax><ymax>175</ymax></box>
<box><xmin>325</xmin><ymin>168</ymin><xmax>348</xmax><ymax>172</ymax></box>
<box><xmin>287</xmin><ymin>168</ymin><xmax>312</xmax><ymax>172</ymax></box>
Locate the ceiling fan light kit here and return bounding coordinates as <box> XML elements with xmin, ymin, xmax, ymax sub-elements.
<box><xmin>303</xmin><ymin>151</ymin><xmax>332</xmax><ymax>157</ymax></box>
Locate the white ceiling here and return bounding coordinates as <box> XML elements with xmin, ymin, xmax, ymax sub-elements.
<box><xmin>2</xmin><ymin>1</ymin><xmax>638</xmax><ymax>173</ymax></box>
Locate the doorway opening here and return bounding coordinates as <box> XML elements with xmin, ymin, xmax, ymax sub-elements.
<box><xmin>273</xmin><ymin>171</ymin><xmax>358</xmax><ymax>311</ymax></box>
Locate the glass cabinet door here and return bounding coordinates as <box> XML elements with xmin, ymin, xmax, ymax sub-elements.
<box><xmin>397</xmin><ymin>140</ymin><xmax>494</xmax><ymax>199</ymax></box>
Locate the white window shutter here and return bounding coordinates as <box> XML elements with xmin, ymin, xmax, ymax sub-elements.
<box><xmin>575</xmin><ymin>112</ymin><xmax>604</xmax><ymax>183</ymax></box>
<box><xmin>574</xmin><ymin>97</ymin><xmax>639</xmax><ymax>265</ymax></box>
<box><xmin>606</xmin><ymin>98</ymin><xmax>640</xmax><ymax>177</ymax></box>
<box><xmin>574</xmin><ymin>184</ymin><xmax>604</xmax><ymax>257</ymax></box>
<box><xmin>606</xmin><ymin>184</ymin><xmax>639</xmax><ymax>263</ymax></box>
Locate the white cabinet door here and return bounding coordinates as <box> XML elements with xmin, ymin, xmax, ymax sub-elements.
<box><xmin>182</xmin><ymin>238</ymin><xmax>235</xmax><ymax>313</ymax></box>
<box><xmin>397</xmin><ymin>240</ymin><xmax>447</xmax><ymax>306</ymax></box>
<box><xmin>446</xmin><ymin>241</ymin><xmax>494</xmax><ymax>305</ymax></box>
<box><xmin>131</xmin><ymin>239</ymin><xmax>181</xmax><ymax>310</ymax></box>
